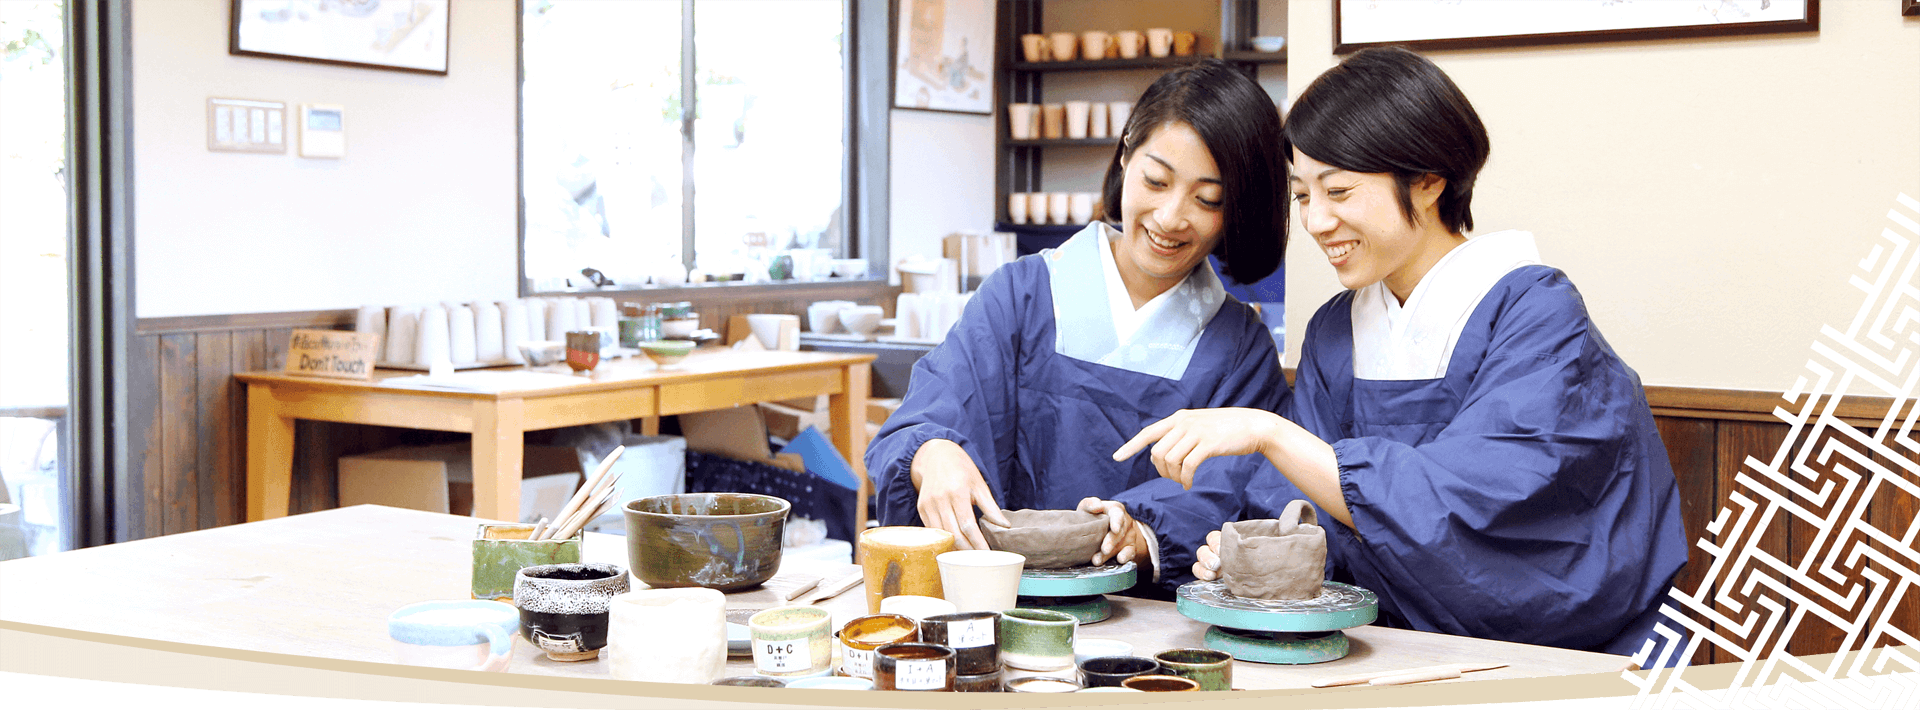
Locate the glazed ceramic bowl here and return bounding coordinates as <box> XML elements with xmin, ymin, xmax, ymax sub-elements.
<box><xmin>638</xmin><ymin>340</ymin><xmax>695</xmax><ymax>367</ymax></box>
<box><xmin>662</xmin><ymin>317</ymin><xmax>700</xmax><ymax>339</ymax></box>
<box><xmin>1250</xmin><ymin>35</ymin><xmax>1286</xmax><ymax>52</ymax></box>
<box><xmin>625</xmin><ymin>493</ymin><xmax>790</xmax><ymax>591</ymax></box>
<box><xmin>980</xmin><ymin>509</ymin><xmax>1107</xmax><ymax>569</ymax></box>
<box><xmin>838</xmin><ymin>306</ymin><xmax>885</xmax><ymax>337</ymax></box>
<box><xmin>517</xmin><ymin>340</ymin><xmax>567</xmax><ymax>367</ymax></box>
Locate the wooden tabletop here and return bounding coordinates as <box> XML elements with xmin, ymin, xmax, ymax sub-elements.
<box><xmin>0</xmin><ymin>506</ymin><xmax>1629</xmax><ymax>690</ymax></box>
<box><xmin>234</xmin><ymin>348</ymin><xmax>876</xmax><ymax>399</ymax></box>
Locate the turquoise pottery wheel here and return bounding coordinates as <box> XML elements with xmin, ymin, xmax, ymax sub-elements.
<box><xmin>1175</xmin><ymin>580</ymin><xmax>1378</xmax><ymax>664</ymax></box>
<box><xmin>1015</xmin><ymin>562</ymin><xmax>1135</xmax><ymax>624</ymax></box>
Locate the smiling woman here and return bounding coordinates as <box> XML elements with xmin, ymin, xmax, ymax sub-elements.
<box><xmin>866</xmin><ymin>60</ymin><xmax>1290</xmax><ymax>595</ymax></box>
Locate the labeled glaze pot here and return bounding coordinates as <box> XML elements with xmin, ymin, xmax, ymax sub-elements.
<box><xmin>920</xmin><ymin>611</ymin><xmax>1000</xmax><ymax>675</ymax></box>
<box><xmin>626</xmin><ymin>493</ymin><xmax>789</xmax><ymax>591</ymax></box>
<box><xmin>749</xmin><ymin>606</ymin><xmax>834</xmax><ymax>677</ymax></box>
<box><xmin>953</xmin><ymin>669</ymin><xmax>1003</xmax><ymax>692</ymax></box>
<box><xmin>873</xmin><ymin>643</ymin><xmax>957</xmax><ymax>691</ymax></box>
<box><xmin>837</xmin><ymin>613</ymin><xmax>919</xmax><ymax>679</ymax></box>
<box><xmin>999</xmin><ymin>608</ymin><xmax>1078</xmax><ymax>671</ymax></box>
<box><xmin>512</xmin><ymin>562</ymin><xmax>628</xmax><ymax>661</ymax></box>
<box><xmin>1079</xmin><ymin>655</ymin><xmax>1161</xmax><ymax>688</ymax></box>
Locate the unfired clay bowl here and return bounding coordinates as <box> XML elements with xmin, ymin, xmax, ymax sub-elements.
<box><xmin>1219</xmin><ymin>499</ymin><xmax>1327</xmax><ymax>601</ymax></box>
<box><xmin>625</xmin><ymin>493</ymin><xmax>790</xmax><ymax>591</ymax></box>
<box><xmin>979</xmin><ymin>509</ymin><xmax>1106</xmax><ymax>569</ymax></box>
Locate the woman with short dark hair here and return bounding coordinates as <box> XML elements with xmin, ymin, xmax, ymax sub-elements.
<box><xmin>1116</xmin><ymin>47</ymin><xmax>1688</xmax><ymax>654</ymax></box>
<box><xmin>867</xmin><ymin>60</ymin><xmax>1288</xmax><ymax>588</ymax></box>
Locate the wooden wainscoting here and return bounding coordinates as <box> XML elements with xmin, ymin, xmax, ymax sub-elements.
<box><xmin>129</xmin><ymin>281</ymin><xmax>902</xmax><ymax>540</ymax></box>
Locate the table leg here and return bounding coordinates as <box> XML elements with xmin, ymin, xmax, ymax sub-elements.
<box><xmin>828</xmin><ymin>362</ymin><xmax>871</xmax><ymax>539</ymax></box>
<box><xmin>471</xmin><ymin>398</ymin><xmax>526</xmax><ymax>523</ymax></box>
<box><xmin>245</xmin><ymin>384</ymin><xmax>296</xmax><ymax>521</ymax></box>
<box><xmin>639</xmin><ymin>416</ymin><xmax>660</xmax><ymax>436</ymax></box>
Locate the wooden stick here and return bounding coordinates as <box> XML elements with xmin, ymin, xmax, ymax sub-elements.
<box><xmin>542</xmin><ymin>446</ymin><xmax>625</xmax><ymax>539</ymax></box>
<box><xmin>528</xmin><ymin>517</ymin><xmax>549</xmax><ymax>541</ymax></box>
<box><xmin>799</xmin><ymin>571</ymin><xmax>864</xmax><ymax>605</ymax></box>
<box><xmin>550</xmin><ymin>482</ymin><xmax>618</xmax><ymax>541</ymax></box>
<box><xmin>1311</xmin><ymin>663</ymin><xmax>1505</xmax><ymax>688</ymax></box>
<box><xmin>782</xmin><ymin>577</ymin><xmax>821</xmax><ymax>602</ymax></box>
<box><xmin>1369</xmin><ymin>667</ymin><xmax>1462</xmax><ymax>686</ymax></box>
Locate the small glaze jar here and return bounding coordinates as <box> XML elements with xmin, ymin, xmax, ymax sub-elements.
<box><xmin>873</xmin><ymin>643</ymin><xmax>956</xmax><ymax>691</ymax></box>
<box><xmin>1007</xmin><ymin>676</ymin><xmax>1082</xmax><ymax>693</ymax></box>
<box><xmin>953</xmin><ymin>669</ymin><xmax>1004</xmax><ymax>692</ymax></box>
<box><xmin>1153</xmin><ymin>648</ymin><xmax>1234</xmax><ymax>691</ymax></box>
<box><xmin>748</xmin><ymin>606</ymin><xmax>834</xmax><ymax>677</ymax></box>
<box><xmin>920</xmin><ymin>611</ymin><xmax>1000</xmax><ymax>675</ymax></box>
<box><xmin>837</xmin><ymin>614</ymin><xmax>918</xmax><ymax>679</ymax></box>
<box><xmin>1123</xmin><ymin>674</ymin><xmax>1201</xmax><ymax>692</ymax></box>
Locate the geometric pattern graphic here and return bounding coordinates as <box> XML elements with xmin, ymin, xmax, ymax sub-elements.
<box><xmin>1629</xmin><ymin>193</ymin><xmax>1920</xmax><ymax>708</ymax></box>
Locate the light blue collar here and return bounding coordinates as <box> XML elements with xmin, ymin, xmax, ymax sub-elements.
<box><xmin>1044</xmin><ymin>223</ymin><xmax>1224</xmax><ymax>379</ymax></box>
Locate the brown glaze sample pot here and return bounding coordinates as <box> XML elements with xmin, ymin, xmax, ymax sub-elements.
<box><xmin>1123</xmin><ymin>674</ymin><xmax>1201</xmax><ymax>691</ymax></box>
<box><xmin>625</xmin><ymin>493</ymin><xmax>789</xmax><ymax>591</ymax></box>
<box><xmin>873</xmin><ymin>643</ymin><xmax>957</xmax><ymax>691</ymax></box>
<box><xmin>979</xmin><ymin>509</ymin><xmax>1106</xmax><ymax>569</ymax></box>
<box><xmin>1220</xmin><ymin>499</ymin><xmax>1327</xmax><ymax>600</ymax></box>
<box><xmin>837</xmin><ymin>613</ymin><xmax>919</xmax><ymax>679</ymax></box>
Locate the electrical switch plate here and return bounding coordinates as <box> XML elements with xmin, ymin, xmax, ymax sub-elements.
<box><xmin>299</xmin><ymin>104</ymin><xmax>346</xmax><ymax>158</ymax></box>
<box><xmin>207</xmin><ymin>98</ymin><xmax>286</xmax><ymax>154</ymax></box>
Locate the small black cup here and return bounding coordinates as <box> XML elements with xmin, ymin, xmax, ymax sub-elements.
<box><xmin>920</xmin><ymin>611</ymin><xmax>1001</xmax><ymax>675</ymax></box>
<box><xmin>513</xmin><ymin>562</ymin><xmax>628</xmax><ymax>662</ymax></box>
<box><xmin>1079</xmin><ymin>655</ymin><xmax>1162</xmax><ymax>688</ymax></box>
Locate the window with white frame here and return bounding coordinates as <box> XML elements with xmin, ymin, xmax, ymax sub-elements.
<box><xmin>520</xmin><ymin>0</ymin><xmax>849</xmax><ymax>290</ymax></box>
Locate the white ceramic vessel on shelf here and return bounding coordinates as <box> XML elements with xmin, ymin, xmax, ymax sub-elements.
<box><xmin>1251</xmin><ymin>36</ymin><xmax>1286</xmax><ymax>53</ymax></box>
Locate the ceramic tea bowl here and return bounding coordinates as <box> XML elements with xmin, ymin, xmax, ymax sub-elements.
<box><xmin>638</xmin><ymin>340</ymin><xmax>695</xmax><ymax>367</ymax></box>
<box><xmin>625</xmin><ymin>493</ymin><xmax>790</xmax><ymax>591</ymax></box>
<box><xmin>979</xmin><ymin>509</ymin><xmax>1106</xmax><ymax>569</ymax></box>
<box><xmin>513</xmin><ymin>562</ymin><xmax>629</xmax><ymax>661</ymax></box>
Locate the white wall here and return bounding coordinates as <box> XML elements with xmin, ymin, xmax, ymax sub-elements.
<box><xmin>1284</xmin><ymin>1</ymin><xmax>1920</xmax><ymax>391</ymax></box>
<box><xmin>133</xmin><ymin>0</ymin><xmax>519</xmax><ymax>317</ymax></box>
<box><xmin>887</xmin><ymin>109</ymin><xmax>997</xmax><ymax>274</ymax></box>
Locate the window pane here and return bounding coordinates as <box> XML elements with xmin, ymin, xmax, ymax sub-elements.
<box><xmin>0</xmin><ymin>0</ymin><xmax>72</xmax><ymax>558</ymax></box>
<box><xmin>692</xmin><ymin>0</ymin><xmax>845</xmax><ymax>281</ymax></box>
<box><xmin>521</xmin><ymin>0</ymin><xmax>684</xmax><ymax>289</ymax></box>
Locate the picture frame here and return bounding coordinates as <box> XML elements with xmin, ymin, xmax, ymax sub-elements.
<box><xmin>230</xmin><ymin>0</ymin><xmax>450</xmax><ymax>75</ymax></box>
<box><xmin>1905</xmin><ymin>0</ymin><xmax>1919</xmax><ymax>17</ymax></box>
<box><xmin>893</xmin><ymin>0</ymin><xmax>995</xmax><ymax>114</ymax></box>
<box><xmin>1334</xmin><ymin>0</ymin><xmax>1818</xmax><ymax>54</ymax></box>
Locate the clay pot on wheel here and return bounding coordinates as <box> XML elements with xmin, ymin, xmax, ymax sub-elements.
<box><xmin>1219</xmin><ymin>499</ymin><xmax>1327</xmax><ymax>600</ymax></box>
<box><xmin>978</xmin><ymin>509</ymin><xmax>1106</xmax><ymax>569</ymax></box>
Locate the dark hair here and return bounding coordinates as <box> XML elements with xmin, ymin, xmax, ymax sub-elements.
<box><xmin>1101</xmin><ymin>59</ymin><xmax>1285</xmax><ymax>284</ymax></box>
<box><xmin>1284</xmin><ymin>46</ymin><xmax>1488</xmax><ymax>234</ymax></box>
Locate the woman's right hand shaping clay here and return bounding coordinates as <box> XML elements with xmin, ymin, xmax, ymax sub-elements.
<box><xmin>910</xmin><ymin>438</ymin><xmax>1011</xmax><ymax>551</ymax></box>
<box><xmin>1191</xmin><ymin>529</ymin><xmax>1224</xmax><ymax>581</ymax></box>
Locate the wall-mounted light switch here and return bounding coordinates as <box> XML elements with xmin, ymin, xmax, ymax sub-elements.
<box><xmin>207</xmin><ymin>98</ymin><xmax>286</xmax><ymax>153</ymax></box>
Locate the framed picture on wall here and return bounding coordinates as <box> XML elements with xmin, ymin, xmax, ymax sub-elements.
<box><xmin>1905</xmin><ymin>0</ymin><xmax>1919</xmax><ymax>17</ymax></box>
<box><xmin>230</xmin><ymin>0</ymin><xmax>451</xmax><ymax>75</ymax></box>
<box><xmin>893</xmin><ymin>0</ymin><xmax>994</xmax><ymax>114</ymax></box>
<box><xmin>1334</xmin><ymin>0</ymin><xmax>1818</xmax><ymax>53</ymax></box>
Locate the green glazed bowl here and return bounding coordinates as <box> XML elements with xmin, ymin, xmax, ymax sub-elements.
<box><xmin>638</xmin><ymin>340</ymin><xmax>695</xmax><ymax>366</ymax></box>
<box><xmin>625</xmin><ymin>493</ymin><xmax>789</xmax><ymax>591</ymax></box>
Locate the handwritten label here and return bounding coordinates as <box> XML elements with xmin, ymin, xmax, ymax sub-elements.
<box><xmin>841</xmin><ymin>646</ymin><xmax>873</xmax><ymax>678</ymax></box>
<box><xmin>949</xmin><ymin>618</ymin><xmax>994</xmax><ymax>648</ymax></box>
<box><xmin>283</xmin><ymin>329</ymin><xmax>380</xmax><ymax>380</ymax></box>
<box><xmin>756</xmin><ymin>638</ymin><xmax>810</xmax><ymax>673</ymax></box>
<box><xmin>894</xmin><ymin>659</ymin><xmax>946</xmax><ymax>690</ymax></box>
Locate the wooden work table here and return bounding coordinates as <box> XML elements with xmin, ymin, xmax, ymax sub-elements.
<box><xmin>234</xmin><ymin>348</ymin><xmax>875</xmax><ymax>529</ymax></box>
<box><xmin>0</xmin><ymin>506</ymin><xmax>1631</xmax><ymax>692</ymax></box>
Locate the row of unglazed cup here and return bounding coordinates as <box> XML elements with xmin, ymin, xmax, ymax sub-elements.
<box><xmin>1008</xmin><ymin>101</ymin><xmax>1132</xmax><ymax>141</ymax></box>
<box><xmin>1020</xmin><ymin>29</ymin><xmax>1198</xmax><ymax>62</ymax></box>
<box><xmin>1008</xmin><ymin>192</ymin><xmax>1097</xmax><ymax>226</ymax></box>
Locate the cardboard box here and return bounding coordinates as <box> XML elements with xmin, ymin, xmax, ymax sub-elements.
<box><xmin>338</xmin><ymin>443</ymin><xmax>582</xmax><ymax>522</ymax></box>
<box><xmin>758</xmin><ymin>400</ymin><xmax>831</xmax><ymax>442</ymax></box>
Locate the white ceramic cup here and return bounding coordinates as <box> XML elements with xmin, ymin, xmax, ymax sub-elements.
<box><xmin>1089</xmin><ymin>103</ymin><xmax>1109</xmax><ymax>139</ymax></box>
<box><xmin>1070</xmin><ymin>193</ymin><xmax>1097</xmax><ymax>225</ymax></box>
<box><xmin>1041</xmin><ymin>103</ymin><xmax>1065</xmax><ymax>140</ymax></box>
<box><xmin>936</xmin><ymin>550</ymin><xmax>1025</xmax><ymax>613</ymax></box>
<box><xmin>607</xmin><ymin>588</ymin><xmax>728</xmax><ymax>683</ymax></box>
<box><xmin>1048</xmin><ymin>32</ymin><xmax>1077</xmax><ymax>61</ymax></box>
<box><xmin>1146</xmin><ymin>28</ymin><xmax>1173</xmax><ymax>58</ymax></box>
<box><xmin>1114</xmin><ymin>30</ymin><xmax>1144</xmax><ymax>59</ymax></box>
<box><xmin>1108</xmin><ymin>101</ymin><xmax>1133</xmax><ymax>138</ymax></box>
<box><xmin>1008</xmin><ymin>103</ymin><xmax>1038</xmax><ymax>140</ymax></box>
<box><xmin>1027</xmin><ymin>193</ymin><xmax>1050</xmax><ymax>226</ymax></box>
<box><xmin>1080</xmin><ymin>31</ymin><xmax>1110</xmax><ymax>60</ymax></box>
<box><xmin>414</xmin><ymin>304</ymin><xmax>451</xmax><ymax>368</ymax></box>
<box><xmin>1063</xmin><ymin>101</ymin><xmax>1091</xmax><ymax>139</ymax></box>
<box><xmin>387</xmin><ymin>600</ymin><xmax>518</xmax><ymax>672</ymax></box>
<box><xmin>1048</xmin><ymin>192</ymin><xmax>1071</xmax><ymax>225</ymax></box>
<box><xmin>1009</xmin><ymin>193</ymin><xmax>1030</xmax><ymax>225</ymax></box>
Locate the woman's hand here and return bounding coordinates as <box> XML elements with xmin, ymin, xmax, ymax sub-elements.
<box><xmin>1077</xmin><ymin>497</ymin><xmax>1149</xmax><ymax>566</ymax></box>
<box><xmin>1191</xmin><ymin>529</ymin><xmax>1224</xmax><ymax>581</ymax></box>
<box><xmin>1111</xmin><ymin>407</ymin><xmax>1285</xmax><ymax>489</ymax></box>
<box><xmin>910</xmin><ymin>439</ymin><xmax>1010</xmax><ymax>550</ymax></box>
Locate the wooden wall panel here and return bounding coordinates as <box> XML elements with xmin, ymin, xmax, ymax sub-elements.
<box><xmin>1655</xmin><ymin>416</ymin><xmax>1718</xmax><ymax>667</ymax></box>
<box><xmin>158</xmin><ymin>333</ymin><xmax>197</xmax><ymax>536</ymax></box>
<box><xmin>1715</xmin><ymin>421</ymin><xmax>1792</xmax><ymax>663</ymax></box>
<box><xmin>195</xmin><ymin>331</ymin><xmax>233</xmax><ymax>530</ymax></box>
<box><xmin>134</xmin><ymin>334</ymin><xmax>162</xmax><ymax>542</ymax></box>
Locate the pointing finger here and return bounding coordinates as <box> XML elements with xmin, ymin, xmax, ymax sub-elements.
<box><xmin>1112</xmin><ymin>416</ymin><xmax>1176</xmax><ymax>461</ymax></box>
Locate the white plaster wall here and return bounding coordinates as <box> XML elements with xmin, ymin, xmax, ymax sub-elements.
<box><xmin>133</xmin><ymin>0</ymin><xmax>519</xmax><ymax>317</ymax></box>
<box><xmin>1284</xmin><ymin>1</ymin><xmax>1920</xmax><ymax>391</ymax></box>
<box><xmin>887</xmin><ymin>108</ymin><xmax>997</xmax><ymax>278</ymax></box>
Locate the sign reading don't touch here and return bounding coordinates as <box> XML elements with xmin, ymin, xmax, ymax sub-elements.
<box><xmin>285</xmin><ymin>329</ymin><xmax>380</xmax><ymax>380</ymax></box>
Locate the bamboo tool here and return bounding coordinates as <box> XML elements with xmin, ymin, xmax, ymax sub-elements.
<box><xmin>1370</xmin><ymin>667</ymin><xmax>1462</xmax><ymax>686</ymax></box>
<box><xmin>548</xmin><ymin>466</ymin><xmax>625</xmax><ymax>541</ymax></box>
<box><xmin>528</xmin><ymin>517</ymin><xmax>549</xmax><ymax>541</ymax></box>
<box><xmin>1311</xmin><ymin>663</ymin><xmax>1508</xmax><ymax>688</ymax></box>
<box><xmin>781</xmin><ymin>577</ymin><xmax>821</xmax><ymax>602</ymax></box>
<box><xmin>796</xmin><ymin>570</ymin><xmax>864</xmax><ymax>605</ymax></box>
<box><xmin>538</xmin><ymin>445</ymin><xmax>626</xmax><ymax>540</ymax></box>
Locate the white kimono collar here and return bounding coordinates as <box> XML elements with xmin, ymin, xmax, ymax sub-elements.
<box><xmin>1046</xmin><ymin>223</ymin><xmax>1225</xmax><ymax>379</ymax></box>
<box><xmin>1351</xmin><ymin>230</ymin><xmax>1542</xmax><ymax>381</ymax></box>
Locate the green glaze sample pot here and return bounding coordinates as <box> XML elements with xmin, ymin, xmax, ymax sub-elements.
<box><xmin>471</xmin><ymin>523</ymin><xmax>581</xmax><ymax>602</ymax></box>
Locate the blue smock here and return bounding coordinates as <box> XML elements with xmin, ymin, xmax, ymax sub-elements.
<box><xmin>1236</xmin><ymin>265</ymin><xmax>1687</xmax><ymax>655</ymax></box>
<box><xmin>866</xmin><ymin>232</ymin><xmax>1285</xmax><ymax>586</ymax></box>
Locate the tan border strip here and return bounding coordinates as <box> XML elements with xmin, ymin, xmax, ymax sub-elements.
<box><xmin>136</xmin><ymin>309</ymin><xmax>357</xmax><ymax>336</ymax></box>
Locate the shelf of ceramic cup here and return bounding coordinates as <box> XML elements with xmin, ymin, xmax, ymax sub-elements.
<box><xmin>1014</xmin><ymin>562</ymin><xmax>1136</xmax><ymax>624</ymax></box>
<box><xmin>1006</xmin><ymin>138</ymin><xmax>1120</xmax><ymax>148</ymax></box>
<box><xmin>1174</xmin><ymin>580</ymin><xmax>1379</xmax><ymax>665</ymax></box>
